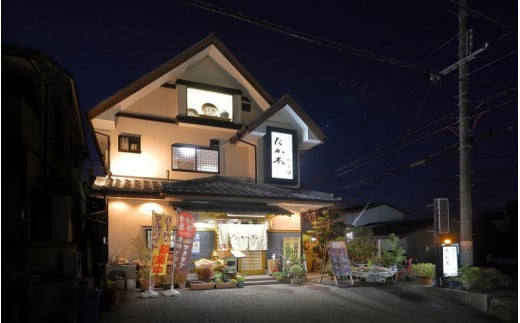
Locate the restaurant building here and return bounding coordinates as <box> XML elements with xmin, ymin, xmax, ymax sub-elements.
<box><xmin>87</xmin><ymin>34</ymin><xmax>340</xmax><ymax>281</ymax></box>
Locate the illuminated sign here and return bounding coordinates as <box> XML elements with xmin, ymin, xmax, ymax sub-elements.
<box><xmin>264</xmin><ymin>127</ymin><xmax>298</xmax><ymax>185</ymax></box>
<box><xmin>442</xmin><ymin>244</ymin><xmax>459</xmax><ymax>277</ymax></box>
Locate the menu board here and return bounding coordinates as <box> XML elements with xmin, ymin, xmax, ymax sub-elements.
<box><xmin>326</xmin><ymin>241</ymin><xmax>352</xmax><ymax>277</ymax></box>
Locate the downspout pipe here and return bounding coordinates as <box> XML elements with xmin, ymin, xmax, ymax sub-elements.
<box><xmin>238</xmin><ymin>139</ymin><xmax>257</xmax><ymax>183</ymax></box>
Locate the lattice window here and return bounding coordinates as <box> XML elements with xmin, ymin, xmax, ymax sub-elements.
<box><xmin>172</xmin><ymin>144</ymin><xmax>219</xmax><ymax>173</ymax></box>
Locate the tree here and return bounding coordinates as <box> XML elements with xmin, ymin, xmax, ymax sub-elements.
<box><xmin>345</xmin><ymin>226</ymin><xmax>376</xmax><ymax>264</ymax></box>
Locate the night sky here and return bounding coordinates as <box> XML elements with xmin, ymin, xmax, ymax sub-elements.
<box><xmin>3</xmin><ymin>0</ymin><xmax>517</xmax><ymax>220</ymax></box>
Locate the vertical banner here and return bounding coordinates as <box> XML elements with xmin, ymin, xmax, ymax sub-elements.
<box><xmin>173</xmin><ymin>211</ymin><xmax>196</xmax><ymax>285</ymax></box>
<box><xmin>151</xmin><ymin>211</ymin><xmax>172</xmax><ymax>276</ymax></box>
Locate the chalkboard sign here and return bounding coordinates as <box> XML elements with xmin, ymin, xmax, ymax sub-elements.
<box><xmin>326</xmin><ymin>241</ymin><xmax>352</xmax><ymax>277</ymax></box>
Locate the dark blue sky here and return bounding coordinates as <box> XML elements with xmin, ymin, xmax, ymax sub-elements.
<box><xmin>3</xmin><ymin>0</ymin><xmax>517</xmax><ymax>219</ymax></box>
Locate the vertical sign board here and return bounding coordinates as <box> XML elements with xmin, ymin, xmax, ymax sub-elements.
<box><xmin>442</xmin><ymin>244</ymin><xmax>459</xmax><ymax>277</ymax></box>
<box><xmin>264</xmin><ymin>126</ymin><xmax>298</xmax><ymax>185</ymax></box>
<box><xmin>435</xmin><ymin>198</ymin><xmax>450</xmax><ymax>234</ymax></box>
<box><xmin>325</xmin><ymin>241</ymin><xmax>353</xmax><ymax>279</ymax></box>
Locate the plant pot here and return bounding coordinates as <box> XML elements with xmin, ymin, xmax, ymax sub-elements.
<box><xmin>418</xmin><ymin>276</ymin><xmax>433</xmax><ymax>285</ymax></box>
<box><xmin>448</xmin><ymin>280</ymin><xmax>459</xmax><ymax>289</ymax></box>
<box><xmin>215</xmin><ymin>282</ymin><xmax>236</xmax><ymax>289</ymax></box>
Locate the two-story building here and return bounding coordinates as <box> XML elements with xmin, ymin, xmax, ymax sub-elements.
<box><xmin>2</xmin><ymin>44</ymin><xmax>90</xmax><ymax>322</ymax></box>
<box><xmin>87</xmin><ymin>34</ymin><xmax>340</xmax><ymax>281</ymax></box>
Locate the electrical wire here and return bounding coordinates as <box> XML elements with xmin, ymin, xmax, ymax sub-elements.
<box><xmin>179</xmin><ymin>0</ymin><xmax>516</xmax><ymax>93</ymax></box>
<box><xmin>468</xmin><ymin>50</ymin><xmax>517</xmax><ymax>76</ymax></box>
<box><xmin>443</xmin><ymin>0</ymin><xmax>513</xmax><ymax>30</ymax></box>
<box><xmin>306</xmin><ymin>97</ymin><xmax>516</xmax><ymax>186</ymax></box>
<box><xmin>335</xmin><ymin>123</ymin><xmax>517</xmax><ymax>191</ymax></box>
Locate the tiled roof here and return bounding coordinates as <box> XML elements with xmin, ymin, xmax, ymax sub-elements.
<box><xmin>91</xmin><ymin>175</ymin><xmax>339</xmax><ymax>203</ymax></box>
<box><xmin>161</xmin><ymin>176</ymin><xmax>339</xmax><ymax>202</ymax></box>
<box><xmin>92</xmin><ymin>176</ymin><xmax>163</xmax><ymax>197</ymax></box>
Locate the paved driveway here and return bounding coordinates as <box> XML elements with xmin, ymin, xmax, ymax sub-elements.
<box><xmin>96</xmin><ymin>282</ymin><xmax>500</xmax><ymax>323</ymax></box>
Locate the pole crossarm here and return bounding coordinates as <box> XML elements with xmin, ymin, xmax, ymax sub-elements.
<box><xmin>430</xmin><ymin>42</ymin><xmax>489</xmax><ymax>82</ymax></box>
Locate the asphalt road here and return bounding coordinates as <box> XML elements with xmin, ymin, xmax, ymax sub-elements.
<box><xmin>96</xmin><ymin>283</ymin><xmax>500</xmax><ymax>323</ymax></box>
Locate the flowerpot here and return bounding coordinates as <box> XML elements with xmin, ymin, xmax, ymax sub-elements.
<box><xmin>215</xmin><ymin>282</ymin><xmax>236</xmax><ymax>289</ymax></box>
<box><xmin>448</xmin><ymin>280</ymin><xmax>459</xmax><ymax>289</ymax></box>
<box><xmin>418</xmin><ymin>277</ymin><xmax>433</xmax><ymax>285</ymax></box>
<box><xmin>190</xmin><ymin>282</ymin><xmax>215</xmax><ymax>290</ymax></box>
<box><xmin>237</xmin><ymin>282</ymin><xmax>245</xmax><ymax>288</ymax></box>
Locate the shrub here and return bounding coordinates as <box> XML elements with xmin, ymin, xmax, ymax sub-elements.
<box><xmin>411</xmin><ymin>263</ymin><xmax>435</xmax><ymax>278</ymax></box>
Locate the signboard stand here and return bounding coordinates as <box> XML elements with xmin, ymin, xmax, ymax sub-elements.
<box><xmin>319</xmin><ymin>241</ymin><xmax>354</xmax><ymax>286</ymax></box>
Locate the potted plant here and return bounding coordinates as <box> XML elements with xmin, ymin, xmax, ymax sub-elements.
<box><xmin>236</xmin><ymin>273</ymin><xmax>246</xmax><ymax>287</ymax></box>
<box><xmin>458</xmin><ymin>264</ymin><xmax>482</xmax><ymax>290</ymax></box>
<box><xmin>128</xmin><ymin>235</ymin><xmax>156</xmax><ymax>290</ymax></box>
<box><xmin>272</xmin><ymin>271</ymin><xmax>285</xmax><ymax>282</ymax></box>
<box><xmin>288</xmin><ymin>264</ymin><xmax>306</xmax><ymax>284</ymax></box>
<box><xmin>411</xmin><ymin>263</ymin><xmax>435</xmax><ymax>285</ymax></box>
<box><xmin>379</xmin><ymin>233</ymin><xmax>406</xmax><ymax>270</ymax></box>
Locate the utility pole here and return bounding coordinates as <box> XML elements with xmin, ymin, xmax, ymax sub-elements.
<box><xmin>458</xmin><ymin>0</ymin><xmax>473</xmax><ymax>265</ymax></box>
<box><xmin>430</xmin><ymin>0</ymin><xmax>476</xmax><ymax>265</ymax></box>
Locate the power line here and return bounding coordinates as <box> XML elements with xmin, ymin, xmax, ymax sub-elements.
<box><xmin>305</xmin><ymin>32</ymin><xmax>468</xmax><ymax>164</ymax></box>
<box><xmin>469</xmin><ymin>50</ymin><xmax>517</xmax><ymax>76</ymax></box>
<box><xmin>335</xmin><ymin>123</ymin><xmax>517</xmax><ymax>191</ymax></box>
<box><xmin>306</xmin><ymin>97</ymin><xmax>516</xmax><ymax>186</ymax></box>
<box><xmin>180</xmin><ymin>0</ymin><xmax>516</xmax><ymax>93</ymax></box>
<box><xmin>444</xmin><ymin>0</ymin><xmax>513</xmax><ymax>30</ymax></box>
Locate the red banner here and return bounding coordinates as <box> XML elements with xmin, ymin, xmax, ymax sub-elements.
<box><xmin>173</xmin><ymin>211</ymin><xmax>196</xmax><ymax>284</ymax></box>
<box><xmin>176</xmin><ymin>211</ymin><xmax>196</xmax><ymax>238</ymax></box>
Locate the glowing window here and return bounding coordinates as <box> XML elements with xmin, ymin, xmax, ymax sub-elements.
<box><xmin>118</xmin><ymin>133</ymin><xmax>141</xmax><ymax>153</ymax></box>
<box><xmin>187</xmin><ymin>88</ymin><xmax>233</xmax><ymax>121</ymax></box>
<box><xmin>172</xmin><ymin>144</ymin><xmax>219</xmax><ymax>173</ymax></box>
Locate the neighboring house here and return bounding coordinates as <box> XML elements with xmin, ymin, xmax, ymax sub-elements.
<box><xmin>2</xmin><ymin>45</ymin><xmax>89</xmax><ymax>322</ymax></box>
<box><xmin>338</xmin><ymin>203</ymin><xmax>461</xmax><ymax>264</ymax></box>
<box><xmin>87</xmin><ymin>34</ymin><xmax>340</xmax><ymax>278</ymax></box>
<box><xmin>339</xmin><ymin>203</ymin><xmax>407</xmax><ymax>226</ymax></box>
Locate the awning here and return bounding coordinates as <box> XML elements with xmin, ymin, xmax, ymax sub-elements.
<box><xmin>171</xmin><ymin>201</ymin><xmax>292</xmax><ymax>216</ymax></box>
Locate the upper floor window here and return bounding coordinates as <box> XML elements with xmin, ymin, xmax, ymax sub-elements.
<box><xmin>119</xmin><ymin>133</ymin><xmax>141</xmax><ymax>153</ymax></box>
<box><xmin>172</xmin><ymin>144</ymin><xmax>219</xmax><ymax>173</ymax></box>
<box><xmin>187</xmin><ymin>87</ymin><xmax>233</xmax><ymax>121</ymax></box>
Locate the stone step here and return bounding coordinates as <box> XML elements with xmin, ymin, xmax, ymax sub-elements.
<box><xmin>244</xmin><ymin>275</ymin><xmax>282</xmax><ymax>286</ymax></box>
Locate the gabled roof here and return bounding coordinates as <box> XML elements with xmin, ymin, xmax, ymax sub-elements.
<box><xmin>87</xmin><ymin>33</ymin><xmax>275</xmax><ymax>120</ymax></box>
<box><xmin>91</xmin><ymin>175</ymin><xmax>339</xmax><ymax>203</ymax></box>
<box><xmin>342</xmin><ymin>203</ymin><xmax>409</xmax><ymax>215</ymax></box>
<box><xmin>3</xmin><ymin>44</ymin><xmax>88</xmax><ymax>153</ymax></box>
<box><xmin>229</xmin><ymin>94</ymin><xmax>326</xmax><ymax>146</ymax></box>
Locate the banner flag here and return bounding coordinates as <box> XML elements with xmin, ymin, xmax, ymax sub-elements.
<box><xmin>173</xmin><ymin>211</ymin><xmax>196</xmax><ymax>284</ymax></box>
<box><xmin>151</xmin><ymin>211</ymin><xmax>173</xmax><ymax>276</ymax></box>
